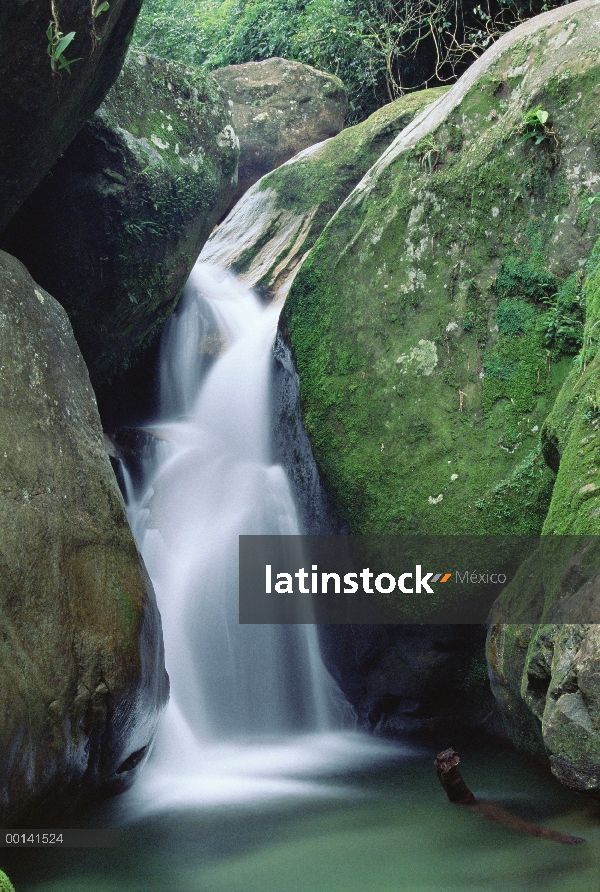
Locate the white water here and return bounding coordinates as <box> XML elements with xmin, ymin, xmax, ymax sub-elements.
<box><xmin>126</xmin><ymin>262</ymin><xmax>399</xmax><ymax>816</ymax></box>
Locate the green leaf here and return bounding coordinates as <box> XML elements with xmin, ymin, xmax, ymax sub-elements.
<box><xmin>54</xmin><ymin>31</ymin><xmax>76</xmax><ymax>58</ymax></box>
<box><xmin>58</xmin><ymin>55</ymin><xmax>82</xmax><ymax>73</ymax></box>
<box><xmin>94</xmin><ymin>2</ymin><xmax>110</xmax><ymax>17</ymax></box>
<box><xmin>536</xmin><ymin>109</ymin><xmax>549</xmax><ymax>125</ymax></box>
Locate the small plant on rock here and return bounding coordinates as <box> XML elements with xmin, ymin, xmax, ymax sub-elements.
<box><xmin>516</xmin><ymin>106</ymin><xmax>557</xmax><ymax>147</ymax></box>
<box><xmin>93</xmin><ymin>1</ymin><xmax>110</xmax><ymax>17</ymax></box>
<box><xmin>47</xmin><ymin>2</ymin><xmax>81</xmax><ymax>73</ymax></box>
<box><xmin>416</xmin><ymin>134</ymin><xmax>443</xmax><ymax>172</ymax></box>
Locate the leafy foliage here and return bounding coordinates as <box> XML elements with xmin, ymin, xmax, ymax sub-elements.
<box><xmin>517</xmin><ymin>106</ymin><xmax>550</xmax><ymax>144</ymax></box>
<box><xmin>134</xmin><ymin>0</ymin><xmax>573</xmax><ymax>122</ymax></box>
<box><xmin>46</xmin><ymin>0</ymin><xmax>83</xmax><ymax>73</ymax></box>
<box><xmin>542</xmin><ymin>274</ymin><xmax>584</xmax><ymax>359</ymax></box>
<box><xmin>516</xmin><ymin>105</ymin><xmax>558</xmax><ymax>149</ymax></box>
<box><xmin>46</xmin><ymin>21</ymin><xmax>81</xmax><ymax>73</ymax></box>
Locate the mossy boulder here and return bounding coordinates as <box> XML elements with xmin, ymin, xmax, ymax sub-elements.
<box><xmin>281</xmin><ymin>0</ymin><xmax>600</xmax><ymax>537</ymax></box>
<box><xmin>0</xmin><ymin>51</ymin><xmax>239</xmax><ymax>392</ymax></box>
<box><xmin>487</xmin><ymin>238</ymin><xmax>600</xmax><ymax>791</ymax></box>
<box><xmin>0</xmin><ymin>0</ymin><xmax>144</xmax><ymax>233</ymax></box>
<box><xmin>202</xmin><ymin>88</ymin><xmax>449</xmax><ymax>300</ymax></box>
<box><xmin>277</xmin><ymin>0</ymin><xmax>600</xmax><ymax>745</ymax></box>
<box><xmin>211</xmin><ymin>57</ymin><xmax>347</xmax><ymax>214</ymax></box>
<box><xmin>0</xmin><ymin>251</ymin><xmax>168</xmax><ymax>825</ymax></box>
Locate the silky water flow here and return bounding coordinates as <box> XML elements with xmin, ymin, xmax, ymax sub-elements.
<box><xmin>125</xmin><ymin>262</ymin><xmax>393</xmax><ymax>814</ymax></box>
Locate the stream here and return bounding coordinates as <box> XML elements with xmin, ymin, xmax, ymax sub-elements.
<box><xmin>5</xmin><ymin>261</ymin><xmax>600</xmax><ymax>891</ymax></box>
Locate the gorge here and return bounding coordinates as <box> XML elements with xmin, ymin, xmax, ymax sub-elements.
<box><xmin>2</xmin><ymin>0</ymin><xmax>600</xmax><ymax>889</ymax></box>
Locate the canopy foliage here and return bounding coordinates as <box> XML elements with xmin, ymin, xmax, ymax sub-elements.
<box><xmin>134</xmin><ymin>0</ymin><xmax>572</xmax><ymax>122</ymax></box>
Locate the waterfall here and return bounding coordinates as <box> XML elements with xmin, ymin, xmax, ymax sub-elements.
<box><xmin>125</xmin><ymin>261</ymin><xmax>392</xmax><ymax>814</ymax></box>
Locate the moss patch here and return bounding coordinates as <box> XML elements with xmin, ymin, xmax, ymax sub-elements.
<box><xmin>542</xmin><ymin>237</ymin><xmax>600</xmax><ymax>533</ymax></box>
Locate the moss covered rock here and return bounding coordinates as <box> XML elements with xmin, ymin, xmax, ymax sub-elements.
<box><xmin>276</xmin><ymin>0</ymin><xmax>600</xmax><ymax>745</ymax></box>
<box><xmin>0</xmin><ymin>251</ymin><xmax>168</xmax><ymax>825</ymax></box>
<box><xmin>211</xmin><ymin>57</ymin><xmax>347</xmax><ymax>214</ymax></box>
<box><xmin>202</xmin><ymin>88</ymin><xmax>449</xmax><ymax>300</ymax></box>
<box><xmin>487</xmin><ymin>238</ymin><xmax>600</xmax><ymax>791</ymax></box>
<box><xmin>281</xmin><ymin>0</ymin><xmax>600</xmax><ymax>537</ymax></box>
<box><xmin>1</xmin><ymin>51</ymin><xmax>239</xmax><ymax>391</ymax></box>
<box><xmin>0</xmin><ymin>0</ymin><xmax>144</xmax><ymax>233</ymax></box>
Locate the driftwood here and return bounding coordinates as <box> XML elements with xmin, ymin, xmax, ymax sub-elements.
<box><xmin>434</xmin><ymin>748</ymin><xmax>585</xmax><ymax>845</ymax></box>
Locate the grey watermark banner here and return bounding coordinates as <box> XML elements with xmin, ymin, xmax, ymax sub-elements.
<box><xmin>239</xmin><ymin>535</ymin><xmax>600</xmax><ymax>624</ymax></box>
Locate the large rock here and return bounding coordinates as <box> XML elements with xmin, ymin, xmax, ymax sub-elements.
<box><xmin>487</xmin><ymin>238</ymin><xmax>600</xmax><ymax>791</ymax></box>
<box><xmin>0</xmin><ymin>0</ymin><xmax>143</xmax><ymax>232</ymax></box>
<box><xmin>211</xmin><ymin>57</ymin><xmax>347</xmax><ymax>213</ymax></box>
<box><xmin>1</xmin><ymin>51</ymin><xmax>239</xmax><ymax>392</ymax></box>
<box><xmin>278</xmin><ymin>0</ymin><xmax>600</xmax><ymax>753</ymax></box>
<box><xmin>202</xmin><ymin>88</ymin><xmax>448</xmax><ymax>300</ymax></box>
<box><xmin>281</xmin><ymin>0</ymin><xmax>599</xmax><ymax>538</ymax></box>
<box><xmin>0</xmin><ymin>251</ymin><xmax>168</xmax><ymax>825</ymax></box>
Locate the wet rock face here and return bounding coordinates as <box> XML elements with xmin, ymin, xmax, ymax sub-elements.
<box><xmin>0</xmin><ymin>0</ymin><xmax>143</xmax><ymax>233</ymax></box>
<box><xmin>1</xmin><ymin>51</ymin><xmax>239</xmax><ymax>393</ymax></box>
<box><xmin>211</xmin><ymin>57</ymin><xmax>347</xmax><ymax>213</ymax></box>
<box><xmin>0</xmin><ymin>251</ymin><xmax>168</xmax><ymax>826</ymax></box>
<box><xmin>201</xmin><ymin>88</ymin><xmax>448</xmax><ymax>301</ymax></box>
<box><xmin>271</xmin><ymin>331</ymin><xmax>339</xmax><ymax>535</ymax></box>
<box><xmin>319</xmin><ymin>624</ymin><xmax>497</xmax><ymax>737</ymax></box>
<box><xmin>487</xmin><ymin>622</ymin><xmax>600</xmax><ymax>791</ymax></box>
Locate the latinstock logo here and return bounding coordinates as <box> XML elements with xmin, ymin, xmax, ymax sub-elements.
<box><xmin>265</xmin><ymin>564</ymin><xmax>453</xmax><ymax>595</ymax></box>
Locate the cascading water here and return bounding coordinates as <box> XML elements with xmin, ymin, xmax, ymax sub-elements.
<box><xmin>9</xmin><ymin>260</ymin><xmax>597</xmax><ymax>892</ymax></box>
<box><xmin>126</xmin><ymin>261</ymin><xmax>391</xmax><ymax>814</ymax></box>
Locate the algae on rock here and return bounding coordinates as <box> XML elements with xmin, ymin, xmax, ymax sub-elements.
<box><xmin>274</xmin><ymin>0</ymin><xmax>600</xmax><ymax>754</ymax></box>
<box><xmin>0</xmin><ymin>51</ymin><xmax>239</xmax><ymax>391</ymax></box>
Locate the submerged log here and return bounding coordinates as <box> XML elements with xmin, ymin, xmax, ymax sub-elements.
<box><xmin>434</xmin><ymin>748</ymin><xmax>585</xmax><ymax>845</ymax></box>
<box><xmin>434</xmin><ymin>748</ymin><xmax>476</xmax><ymax>804</ymax></box>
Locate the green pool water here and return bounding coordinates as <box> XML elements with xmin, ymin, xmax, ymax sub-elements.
<box><xmin>4</xmin><ymin>741</ymin><xmax>600</xmax><ymax>892</ymax></box>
